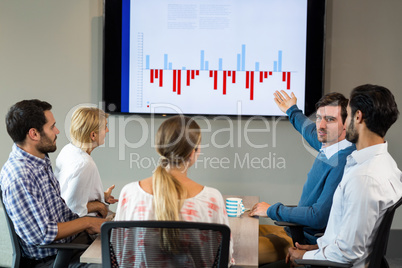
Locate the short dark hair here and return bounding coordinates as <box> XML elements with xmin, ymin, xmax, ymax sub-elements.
<box><xmin>315</xmin><ymin>92</ymin><xmax>349</xmax><ymax>123</ymax></box>
<box><xmin>349</xmin><ymin>84</ymin><xmax>399</xmax><ymax>137</ymax></box>
<box><xmin>6</xmin><ymin>99</ymin><xmax>52</xmax><ymax>144</ymax></box>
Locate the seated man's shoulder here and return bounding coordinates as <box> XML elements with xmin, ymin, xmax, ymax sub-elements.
<box><xmin>343</xmin><ymin>144</ymin><xmax>356</xmax><ymax>153</ymax></box>
<box><xmin>356</xmin><ymin>154</ymin><xmax>399</xmax><ymax>180</ymax></box>
<box><xmin>1</xmin><ymin>157</ymin><xmax>49</xmax><ymax>193</ymax></box>
<box><xmin>326</xmin><ymin>144</ymin><xmax>355</xmax><ymax>166</ymax></box>
<box><xmin>336</xmin><ymin>143</ymin><xmax>355</xmax><ymax>156</ymax></box>
<box><xmin>2</xmin><ymin>157</ymin><xmax>35</xmax><ymax>179</ymax></box>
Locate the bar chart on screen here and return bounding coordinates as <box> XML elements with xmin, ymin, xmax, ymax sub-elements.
<box><xmin>145</xmin><ymin>45</ymin><xmax>292</xmax><ymax>100</ymax></box>
<box><xmin>127</xmin><ymin>0</ymin><xmax>308</xmax><ymax>116</ymax></box>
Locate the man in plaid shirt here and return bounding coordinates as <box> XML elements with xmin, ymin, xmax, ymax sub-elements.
<box><xmin>0</xmin><ymin>99</ymin><xmax>105</xmax><ymax>267</ymax></box>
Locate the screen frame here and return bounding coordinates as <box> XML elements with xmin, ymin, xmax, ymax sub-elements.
<box><xmin>103</xmin><ymin>0</ymin><xmax>326</xmax><ymax>117</ymax></box>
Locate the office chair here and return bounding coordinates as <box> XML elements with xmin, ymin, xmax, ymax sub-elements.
<box><xmin>273</xmin><ymin>205</ymin><xmax>324</xmax><ymax>246</ymax></box>
<box><xmin>0</xmin><ymin>190</ymin><xmax>22</xmax><ymax>267</ymax></box>
<box><xmin>293</xmin><ymin>196</ymin><xmax>402</xmax><ymax>268</ymax></box>
<box><xmin>274</xmin><ymin>220</ymin><xmax>308</xmax><ymax>246</ymax></box>
<box><xmin>101</xmin><ymin>220</ymin><xmax>231</xmax><ymax>268</ymax></box>
<box><xmin>0</xmin><ymin>190</ymin><xmax>90</xmax><ymax>268</ymax></box>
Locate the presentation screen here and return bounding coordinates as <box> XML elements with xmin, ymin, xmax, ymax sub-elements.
<box><xmin>103</xmin><ymin>0</ymin><xmax>325</xmax><ymax>116</ymax></box>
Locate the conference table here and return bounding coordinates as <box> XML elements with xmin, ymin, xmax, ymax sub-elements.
<box><xmin>80</xmin><ymin>195</ymin><xmax>259</xmax><ymax>267</ymax></box>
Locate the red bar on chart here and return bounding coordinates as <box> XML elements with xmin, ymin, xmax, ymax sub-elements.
<box><xmin>250</xmin><ymin>71</ymin><xmax>254</xmax><ymax>100</ymax></box>
<box><xmin>264</xmin><ymin>71</ymin><xmax>268</xmax><ymax>78</ymax></box>
<box><xmin>246</xmin><ymin>71</ymin><xmax>250</xmax><ymax>89</ymax></box>
<box><xmin>187</xmin><ymin>70</ymin><xmax>190</xmax><ymax>86</ymax></box>
<box><xmin>223</xmin><ymin>71</ymin><xmax>227</xmax><ymax>95</ymax></box>
<box><xmin>178</xmin><ymin>70</ymin><xmax>181</xmax><ymax>95</ymax></box>
<box><xmin>196</xmin><ymin>70</ymin><xmax>199</xmax><ymax>76</ymax></box>
<box><xmin>287</xmin><ymin>72</ymin><xmax>291</xmax><ymax>89</ymax></box>
<box><xmin>173</xmin><ymin>70</ymin><xmax>176</xmax><ymax>92</ymax></box>
<box><xmin>214</xmin><ymin>70</ymin><xmax>218</xmax><ymax>90</ymax></box>
<box><xmin>150</xmin><ymin>69</ymin><xmax>154</xmax><ymax>83</ymax></box>
<box><xmin>191</xmin><ymin>70</ymin><xmax>195</xmax><ymax>79</ymax></box>
<box><xmin>159</xmin><ymin>70</ymin><xmax>163</xmax><ymax>87</ymax></box>
<box><xmin>269</xmin><ymin>71</ymin><xmax>273</xmax><ymax>76</ymax></box>
<box><xmin>232</xmin><ymin>71</ymin><xmax>236</xmax><ymax>83</ymax></box>
<box><xmin>282</xmin><ymin>72</ymin><xmax>286</xmax><ymax>81</ymax></box>
<box><xmin>209</xmin><ymin>70</ymin><xmax>213</xmax><ymax>77</ymax></box>
<box><xmin>259</xmin><ymin>71</ymin><xmax>263</xmax><ymax>83</ymax></box>
<box><xmin>155</xmin><ymin>69</ymin><xmax>159</xmax><ymax>79</ymax></box>
<box><xmin>228</xmin><ymin>71</ymin><xmax>231</xmax><ymax>77</ymax></box>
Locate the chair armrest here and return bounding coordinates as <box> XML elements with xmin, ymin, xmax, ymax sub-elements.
<box><xmin>274</xmin><ymin>221</ymin><xmax>304</xmax><ymax>227</ymax></box>
<box><xmin>39</xmin><ymin>242</ymin><xmax>89</xmax><ymax>250</ymax></box>
<box><xmin>39</xmin><ymin>232</ymin><xmax>92</xmax><ymax>251</ymax></box>
<box><xmin>295</xmin><ymin>259</ymin><xmax>352</xmax><ymax>267</ymax></box>
<box><xmin>274</xmin><ymin>221</ymin><xmax>306</xmax><ymax>245</ymax></box>
<box><xmin>39</xmin><ymin>242</ymin><xmax>89</xmax><ymax>268</ymax></box>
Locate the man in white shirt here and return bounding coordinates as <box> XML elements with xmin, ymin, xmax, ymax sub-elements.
<box><xmin>287</xmin><ymin>84</ymin><xmax>402</xmax><ymax>267</ymax></box>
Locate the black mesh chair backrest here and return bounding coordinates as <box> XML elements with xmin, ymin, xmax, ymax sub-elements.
<box><xmin>101</xmin><ymin>221</ymin><xmax>231</xmax><ymax>268</ymax></box>
<box><xmin>368</xmin><ymin>196</ymin><xmax>402</xmax><ymax>268</ymax></box>
<box><xmin>0</xmin><ymin>189</ymin><xmax>22</xmax><ymax>268</ymax></box>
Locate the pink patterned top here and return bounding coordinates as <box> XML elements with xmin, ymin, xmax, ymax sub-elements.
<box><xmin>114</xmin><ymin>181</ymin><xmax>234</xmax><ymax>267</ymax></box>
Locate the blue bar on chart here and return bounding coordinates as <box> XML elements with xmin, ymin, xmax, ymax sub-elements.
<box><xmin>219</xmin><ymin>58</ymin><xmax>223</xmax><ymax>71</ymax></box>
<box><xmin>200</xmin><ymin>50</ymin><xmax>205</xmax><ymax>70</ymax></box>
<box><xmin>255</xmin><ymin>62</ymin><xmax>260</xmax><ymax>72</ymax></box>
<box><xmin>237</xmin><ymin>54</ymin><xmax>241</xmax><ymax>71</ymax></box>
<box><xmin>145</xmin><ymin>55</ymin><xmax>150</xmax><ymax>70</ymax></box>
<box><xmin>274</xmin><ymin>61</ymin><xmax>278</xmax><ymax>72</ymax></box>
<box><xmin>164</xmin><ymin>54</ymin><xmax>168</xmax><ymax>70</ymax></box>
<box><xmin>205</xmin><ymin>61</ymin><xmax>209</xmax><ymax>70</ymax></box>
<box><xmin>169</xmin><ymin>62</ymin><xmax>172</xmax><ymax>70</ymax></box>
<box><xmin>241</xmin><ymin>44</ymin><xmax>246</xmax><ymax>71</ymax></box>
<box><xmin>278</xmin><ymin>50</ymin><xmax>282</xmax><ymax>72</ymax></box>
<box><xmin>182</xmin><ymin>67</ymin><xmax>186</xmax><ymax>70</ymax></box>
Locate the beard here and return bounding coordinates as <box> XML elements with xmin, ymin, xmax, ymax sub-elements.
<box><xmin>346</xmin><ymin>117</ymin><xmax>359</xmax><ymax>143</ymax></box>
<box><xmin>36</xmin><ymin>132</ymin><xmax>57</xmax><ymax>154</ymax></box>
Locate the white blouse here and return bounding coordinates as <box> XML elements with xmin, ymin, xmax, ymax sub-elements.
<box><xmin>55</xmin><ymin>143</ymin><xmax>105</xmax><ymax>216</ymax></box>
<box><xmin>114</xmin><ymin>181</ymin><xmax>234</xmax><ymax>266</ymax></box>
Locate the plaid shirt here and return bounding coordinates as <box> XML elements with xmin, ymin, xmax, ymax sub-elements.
<box><xmin>0</xmin><ymin>144</ymin><xmax>79</xmax><ymax>260</ymax></box>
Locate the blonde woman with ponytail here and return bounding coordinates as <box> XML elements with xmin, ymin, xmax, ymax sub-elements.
<box><xmin>114</xmin><ymin>115</ymin><xmax>234</xmax><ymax>267</ymax></box>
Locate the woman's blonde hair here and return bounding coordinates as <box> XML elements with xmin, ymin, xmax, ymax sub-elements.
<box><xmin>70</xmin><ymin>107</ymin><xmax>109</xmax><ymax>150</ymax></box>
<box><xmin>152</xmin><ymin>115</ymin><xmax>201</xmax><ymax>252</ymax></box>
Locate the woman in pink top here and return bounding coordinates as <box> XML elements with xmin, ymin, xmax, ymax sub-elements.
<box><xmin>114</xmin><ymin>115</ymin><xmax>234</xmax><ymax>267</ymax></box>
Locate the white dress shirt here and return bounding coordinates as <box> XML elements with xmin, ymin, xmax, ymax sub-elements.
<box><xmin>303</xmin><ymin>142</ymin><xmax>402</xmax><ymax>267</ymax></box>
<box><xmin>55</xmin><ymin>143</ymin><xmax>105</xmax><ymax>216</ymax></box>
<box><xmin>320</xmin><ymin>139</ymin><xmax>353</xmax><ymax>159</ymax></box>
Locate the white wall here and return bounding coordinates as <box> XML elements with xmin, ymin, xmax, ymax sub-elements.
<box><xmin>323</xmin><ymin>0</ymin><xmax>402</xmax><ymax>225</ymax></box>
<box><xmin>1</xmin><ymin>2</ymin><xmax>402</xmax><ymax>263</ymax></box>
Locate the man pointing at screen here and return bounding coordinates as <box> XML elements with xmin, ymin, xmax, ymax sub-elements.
<box><xmin>249</xmin><ymin>90</ymin><xmax>355</xmax><ymax>265</ymax></box>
